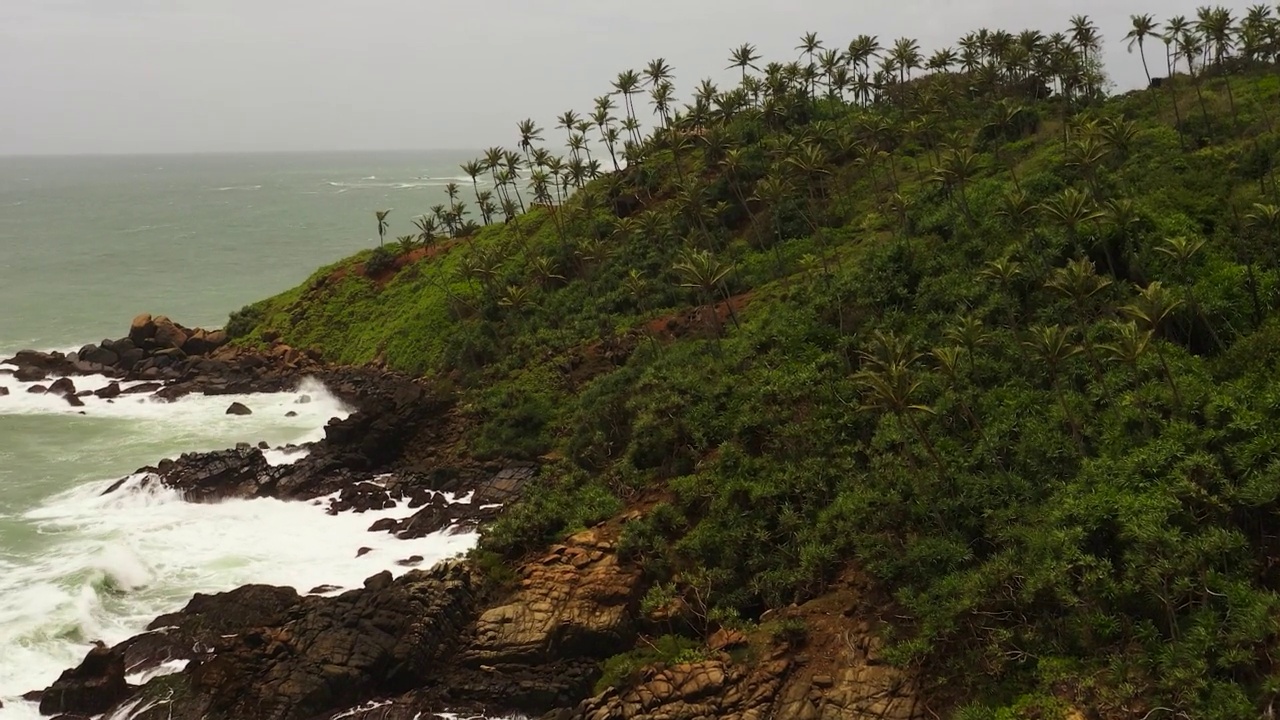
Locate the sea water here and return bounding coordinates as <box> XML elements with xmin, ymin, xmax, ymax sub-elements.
<box><xmin>0</xmin><ymin>152</ymin><xmax>509</xmax><ymax>718</ymax></box>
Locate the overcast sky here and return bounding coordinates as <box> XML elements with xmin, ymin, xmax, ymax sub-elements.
<box><xmin>0</xmin><ymin>0</ymin><xmax>1256</xmax><ymax>155</ymax></box>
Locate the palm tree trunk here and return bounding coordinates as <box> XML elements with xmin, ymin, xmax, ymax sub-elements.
<box><xmin>903</xmin><ymin>413</ymin><xmax>947</xmax><ymax>478</ymax></box>
<box><xmin>1153</xmin><ymin>341</ymin><xmax>1183</xmax><ymax>406</ymax></box>
<box><xmin>1053</xmin><ymin>378</ymin><xmax>1086</xmax><ymax>454</ymax></box>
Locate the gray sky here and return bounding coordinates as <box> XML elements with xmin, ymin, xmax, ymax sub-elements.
<box><xmin>0</xmin><ymin>0</ymin><xmax>1254</xmax><ymax>155</ymax></box>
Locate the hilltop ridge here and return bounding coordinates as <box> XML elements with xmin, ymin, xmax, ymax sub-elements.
<box><xmin>221</xmin><ymin>11</ymin><xmax>1280</xmax><ymax>719</ymax></box>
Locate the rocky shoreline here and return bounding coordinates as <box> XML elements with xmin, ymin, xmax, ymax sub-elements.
<box><xmin>6</xmin><ymin>318</ymin><xmax>927</xmax><ymax>720</ymax></box>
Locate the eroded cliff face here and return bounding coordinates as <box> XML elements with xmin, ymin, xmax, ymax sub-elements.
<box><xmin>41</xmin><ymin>524</ymin><xmax>927</xmax><ymax>720</ymax></box>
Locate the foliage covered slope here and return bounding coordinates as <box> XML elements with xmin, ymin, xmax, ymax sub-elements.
<box><xmin>231</xmin><ymin>12</ymin><xmax>1280</xmax><ymax>718</ymax></box>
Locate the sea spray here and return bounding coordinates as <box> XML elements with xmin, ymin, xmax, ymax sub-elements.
<box><xmin>0</xmin><ymin>370</ymin><xmax>480</xmax><ymax>717</ymax></box>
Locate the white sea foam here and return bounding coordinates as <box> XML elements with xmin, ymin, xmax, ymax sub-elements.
<box><xmin>0</xmin><ymin>373</ymin><xmax>483</xmax><ymax>719</ymax></box>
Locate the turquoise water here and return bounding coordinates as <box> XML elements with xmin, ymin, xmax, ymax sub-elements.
<box><xmin>0</xmin><ymin>151</ymin><xmax>485</xmax><ymax>716</ymax></box>
<box><xmin>0</xmin><ymin>151</ymin><xmax>474</xmax><ymax>350</ymax></box>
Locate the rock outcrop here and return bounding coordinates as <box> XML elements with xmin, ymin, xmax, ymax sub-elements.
<box><xmin>38</xmin><ymin>643</ymin><xmax>131</xmax><ymax>716</ymax></box>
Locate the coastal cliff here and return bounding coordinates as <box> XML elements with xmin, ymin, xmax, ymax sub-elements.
<box><xmin>16</xmin><ymin>15</ymin><xmax>1280</xmax><ymax>719</ymax></box>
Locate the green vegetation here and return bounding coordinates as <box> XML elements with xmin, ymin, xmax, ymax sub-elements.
<box><xmin>595</xmin><ymin>635</ymin><xmax>709</xmax><ymax>695</ymax></box>
<box><xmin>231</xmin><ymin>7</ymin><xmax>1280</xmax><ymax>718</ymax></box>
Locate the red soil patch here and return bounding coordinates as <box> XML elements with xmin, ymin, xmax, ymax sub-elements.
<box><xmin>643</xmin><ymin>291</ymin><xmax>755</xmax><ymax>342</ymax></box>
<box><xmin>319</xmin><ymin>239</ymin><xmax>461</xmax><ymax>289</ymax></box>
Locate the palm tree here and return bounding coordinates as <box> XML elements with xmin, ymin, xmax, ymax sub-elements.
<box><xmin>644</xmin><ymin>57</ymin><xmax>675</xmax><ymax>90</ymax></box>
<box><xmin>1164</xmin><ymin>15</ymin><xmax>1191</xmax><ymax>148</ymax></box>
<box><xmin>460</xmin><ymin>160</ymin><xmax>488</xmax><ymax>225</ymax></box>
<box><xmin>1156</xmin><ymin>235</ymin><xmax>1224</xmax><ymax>351</ymax></box>
<box><xmin>1023</xmin><ymin>324</ymin><xmax>1085</xmax><ymax>450</ymax></box>
<box><xmin>374</xmin><ymin>209</ymin><xmax>391</xmax><ymax>247</ymax></box>
<box><xmin>1179</xmin><ymin>29</ymin><xmax>1214</xmax><ymax>132</ymax></box>
<box><xmin>1126</xmin><ymin>13</ymin><xmax>1162</xmax><ymax>109</ymax></box>
<box><xmin>854</xmin><ymin>344</ymin><xmax>947</xmax><ymax>477</ymax></box>
<box><xmin>412</xmin><ymin>214</ymin><xmax>437</xmax><ymax>251</ymax></box>
<box><xmin>1247</xmin><ymin>203</ymin><xmax>1280</xmax><ymax>263</ymax></box>
<box><xmin>672</xmin><ymin>248</ymin><xmax>733</xmax><ymax>337</ymax></box>
<box><xmin>728</xmin><ymin>43</ymin><xmax>762</xmax><ymax>83</ymax></box>
<box><xmin>1122</xmin><ymin>282</ymin><xmax>1184</xmax><ymax>404</ymax></box>
<box><xmin>1099</xmin><ymin>320</ymin><xmax>1154</xmax><ymax>388</ymax></box>
<box><xmin>517</xmin><ymin>118</ymin><xmax>543</xmax><ymax>175</ymax></box>
<box><xmin>932</xmin><ymin>345</ymin><xmax>983</xmax><ymax>436</ymax></box>
<box><xmin>890</xmin><ymin>37</ymin><xmax>923</xmax><ymax>85</ymax></box>
<box><xmin>1040</xmin><ymin>188</ymin><xmax>1104</xmax><ymax>257</ymax></box>
<box><xmin>612</xmin><ymin>70</ymin><xmax>645</xmax><ymax>146</ymax></box>
<box><xmin>1047</xmin><ymin>258</ymin><xmax>1114</xmax><ymax>384</ymax></box>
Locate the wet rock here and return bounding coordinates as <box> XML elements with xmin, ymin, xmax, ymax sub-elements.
<box><xmin>356</xmin><ymin>547</ymin><xmax>373</xmax><ymax>557</ymax></box>
<box><xmin>78</xmin><ymin>344</ymin><xmax>119</xmax><ymax>367</ymax></box>
<box><xmin>28</xmin><ymin>384</ymin><xmax>47</xmax><ymax>394</ymax></box>
<box><xmin>129</xmin><ymin>313</ymin><xmax>156</xmax><ymax>346</ymax></box>
<box><xmin>308</xmin><ymin>585</ymin><xmax>341</xmax><ymax>595</ymax></box>
<box><xmin>123</xmin><ymin>382</ymin><xmax>162</xmax><ymax>395</ymax></box>
<box><xmin>38</xmin><ymin>643</ymin><xmax>130</xmax><ymax>716</ymax></box>
<box><xmin>130</xmin><ymin>447</ymin><xmax>276</xmax><ymax>503</ymax></box>
<box><xmin>15</xmin><ymin>365</ymin><xmax>47</xmax><ymax>382</ymax></box>
<box><xmin>328</xmin><ymin>482</ymin><xmax>395</xmax><ymax>514</ymax></box>
<box><xmin>368</xmin><ymin>518</ymin><xmax>399</xmax><ymax>533</ymax></box>
<box><xmin>295</xmin><ymin>394</ymin><xmax>312</xmax><ymax>404</ymax></box>
<box><xmin>225</xmin><ymin>402</ymin><xmax>252</xmax><ymax>416</ymax></box>
<box><xmin>257</xmin><ymin>441</ymin><xmax>269</xmax><ymax>450</ymax></box>
<box><xmin>0</xmin><ymin>386</ymin><xmax>8</xmax><ymax>396</ymax></box>
<box><xmin>285</xmin><ymin>411</ymin><xmax>298</xmax><ymax>417</ymax></box>
<box><xmin>95</xmin><ymin>382</ymin><xmax>122</xmax><ymax>399</ymax></box>
<box><xmin>396</xmin><ymin>555</ymin><xmax>424</xmax><ymax>567</ymax></box>
<box><xmin>65</xmin><ymin>394</ymin><xmax>86</xmax><ymax>408</ymax></box>
<box><xmin>395</xmin><ymin>499</ymin><xmax>454</xmax><ymax>540</ymax></box>
<box><xmin>49</xmin><ymin>377</ymin><xmax>77</xmax><ymax>396</ymax></box>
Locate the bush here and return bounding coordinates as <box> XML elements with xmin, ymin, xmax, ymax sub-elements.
<box><xmin>595</xmin><ymin>635</ymin><xmax>708</xmax><ymax>695</ymax></box>
<box><xmin>364</xmin><ymin>245</ymin><xmax>398</xmax><ymax>276</ymax></box>
<box><xmin>225</xmin><ymin>303</ymin><xmax>265</xmax><ymax>340</ymax></box>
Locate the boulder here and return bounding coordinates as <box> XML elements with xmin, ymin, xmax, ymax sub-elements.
<box><xmin>49</xmin><ymin>377</ymin><xmax>77</xmax><ymax>396</ymax></box>
<box><xmin>117</xmin><ymin>348</ymin><xmax>146</xmax><ymax>371</ymax></box>
<box><xmin>95</xmin><ymin>382</ymin><xmax>122</xmax><ymax>399</ymax></box>
<box><xmin>78</xmin><ymin>344</ymin><xmax>119</xmax><ymax>368</ymax></box>
<box><xmin>28</xmin><ymin>384</ymin><xmax>47</xmax><ymax>394</ymax></box>
<box><xmin>182</xmin><ymin>329</ymin><xmax>228</xmax><ymax>356</ymax></box>
<box><xmin>65</xmin><ymin>394</ymin><xmax>85</xmax><ymax>408</ymax></box>
<box><xmin>153</xmin><ymin>316</ymin><xmax>189</xmax><ymax>350</ymax></box>
<box><xmin>0</xmin><ymin>386</ymin><xmax>8</xmax><ymax>396</ymax></box>
<box><xmin>14</xmin><ymin>365</ymin><xmax>47</xmax><ymax>382</ymax></box>
<box><xmin>38</xmin><ymin>643</ymin><xmax>130</xmax><ymax>716</ymax></box>
<box><xmin>122</xmin><ymin>382</ymin><xmax>163</xmax><ymax>395</ymax></box>
<box><xmin>225</xmin><ymin>402</ymin><xmax>252</xmax><ymax>416</ymax></box>
<box><xmin>285</xmin><ymin>411</ymin><xmax>298</xmax><ymax>418</ymax></box>
<box><xmin>128</xmin><ymin>314</ymin><xmax>155</xmax><ymax>345</ymax></box>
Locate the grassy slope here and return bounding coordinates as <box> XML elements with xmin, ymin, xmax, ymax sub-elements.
<box><xmin>234</xmin><ymin>71</ymin><xmax>1280</xmax><ymax>717</ymax></box>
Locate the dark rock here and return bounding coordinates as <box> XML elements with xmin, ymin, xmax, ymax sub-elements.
<box><xmin>363</xmin><ymin>570</ymin><xmax>394</xmax><ymax>591</ymax></box>
<box><xmin>38</xmin><ymin>643</ymin><xmax>129</xmax><ymax>716</ymax></box>
<box><xmin>65</xmin><ymin>394</ymin><xmax>85</xmax><ymax>408</ymax></box>
<box><xmin>396</xmin><ymin>556</ymin><xmax>424</xmax><ymax>567</ymax></box>
<box><xmin>15</xmin><ymin>365</ymin><xmax>47</xmax><ymax>382</ymax></box>
<box><xmin>257</xmin><ymin>441</ymin><xmax>269</xmax><ymax>450</ymax></box>
<box><xmin>285</xmin><ymin>411</ymin><xmax>298</xmax><ymax>417</ymax></box>
<box><xmin>295</xmin><ymin>394</ymin><xmax>312</xmax><ymax>405</ymax></box>
<box><xmin>117</xmin><ymin>348</ymin><xmax>146</xmax><ymax>371</ymax></box>
<box><xmin>127</xmin><ymin>447</ymin><xmax>276</xmax><ymax>503</ymax></box>
<box><xmin>395</xmin><ymin>499</ymin><xmax>454</xmax><ymax>540</ymax></box>
<box><xmin>22</xmin><ymin>690</ymin><xmax>42</xmax><ymax>702</ymax></box>
<box><xmin>225</xmin><ymin>402</ymin><xmax>252</xmax><ymax>416</ymax></box>
<box><xmin>356</xmin><ymin>547</ymin><xmax>373</xmax><ymax>557</ymax></box>
<box><xmin>78</xmin><ymin>344</ymin><xmax>120</xmax><ymax>367</ymax></box>
<box><xmin>368</xmin><ymin>518</ymin><xmax>399</xmax><ymax>533</ymax></box>
<box><xmin>49</xmin><ymin>377</ymin><xmax>77</xmax><ymax>396</ymax></box>
<box><xmin>76</xmin><ymin>390</ymin><xmax>94</xmax><ymax>397</ymax></box>
<box><xmin>0</xmin><ymin>386</ymin><xmax>8</xmax><ymax>396</ymax></box>
<box><xmin>95</xmin><ymin>382</ymin><xmax>122</xmax><ymax>399</ymax></box>
<box><xmin>28</xmin><ymin>384</ymin><xmax>47</xmax><ymax>394</ymax></box>
<box><xmin>123</xmin><ymin>382</ymin><xmax>162</xmax><ymax>395</ymax></box>
<box><xmin>71</xmin><ymin>360</ymin><xmax>107</xmax><ymax>376</ymax></box>
<box><xmin>328</xmin><ymin>482</ymin><xmax>395</xmax><ymax>514</ymax></box>
<box><xmin>308</xmin><ymin>585</ymin><xmax>341</xmax><ymax>595</ymax></box>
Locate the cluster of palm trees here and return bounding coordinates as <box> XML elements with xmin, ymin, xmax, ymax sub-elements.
<box><xmin>360</xmin><ymin>5</ymin><xmax>1278</xmax><ymax>332</ymax></box>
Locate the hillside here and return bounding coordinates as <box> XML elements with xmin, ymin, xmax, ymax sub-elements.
<box><xmin>229</xmin><ymin>14</ymin><xmax>1280</xmax><ymax>719</ymax></box>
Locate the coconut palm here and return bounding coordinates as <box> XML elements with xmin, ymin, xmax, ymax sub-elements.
<box><xmin>1126</xmin><ymin>14</ymin><xmax>1162</xmax><ymax>90</ymax></box>
<box><xmin>374</xmin><ymin>209</ymin><xmax>391</xmax><ymax>247</ymax></box>
<box><xmin>1040</xmin><ymin>187</ymin><xmax>1104</xmax><ymax>256</ymax></box>
<box><xmin>1047</xmin><ymin>258</ymin><xmax>1114</xmax><ymax>383</ymax></box>
<box><xmin>460</xmin><ymin>160</ymin><xmax>488</xmax><ymax>225</ymax></box>
<box><xmin>412</xmin><ymin>214</ymin><xmax>437</xmax><ymax>251</ymax></box>
<box><xmin>728</xmin><ymin>43</ymin><xmax>762</xmax><ymax>83</ymax></box>
<box><xmin>612</xmin><ymin>70</ymin><xmax>645</xmax><ymax>146</ymax></box>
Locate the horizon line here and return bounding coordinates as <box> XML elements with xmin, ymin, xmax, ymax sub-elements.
<box><xmin>0</xmin><ymin>147</ymin><xmax>486</xmax><ymax>160</ymax></box>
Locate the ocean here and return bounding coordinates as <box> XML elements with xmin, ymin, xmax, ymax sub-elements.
<box><xmin>0</xmin><ymin>151</ymin><xmax>490</xmax><ymax>717</ymax></box>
